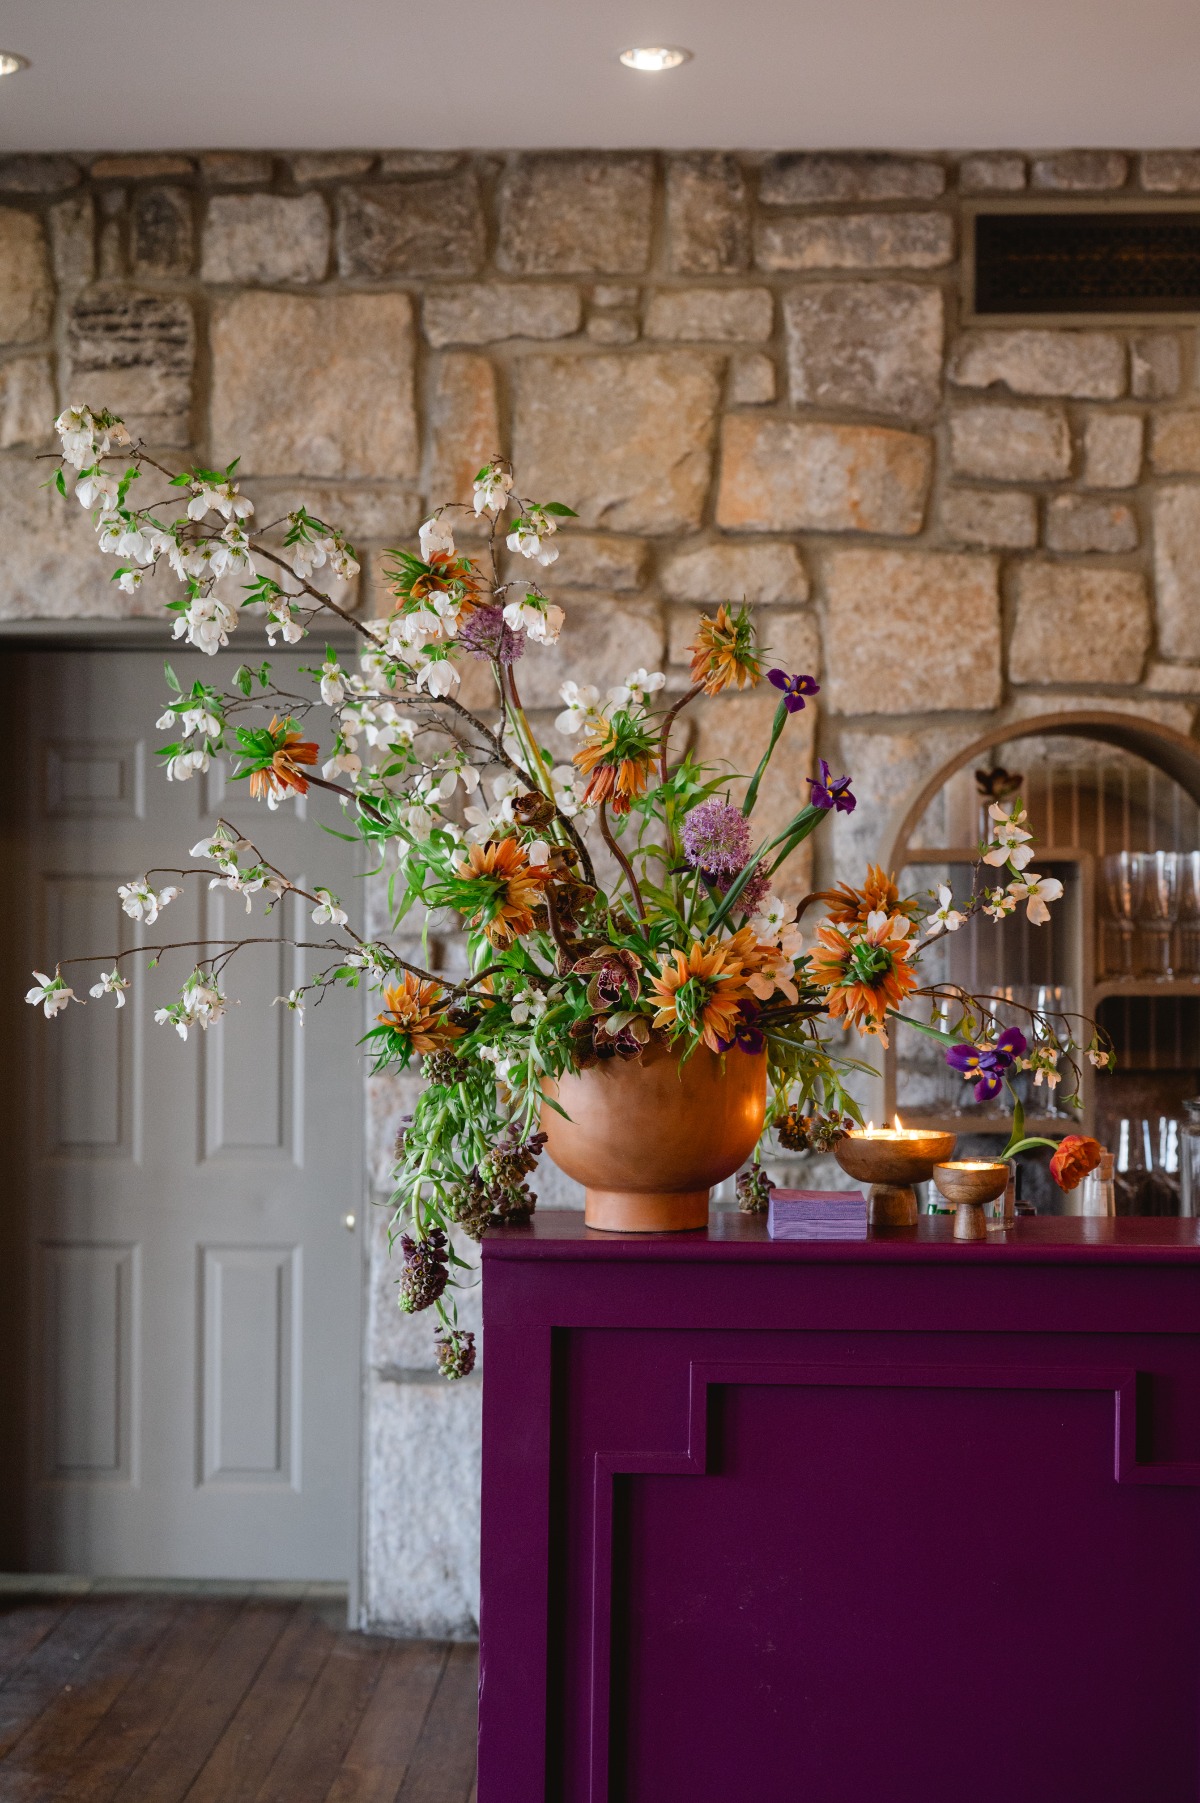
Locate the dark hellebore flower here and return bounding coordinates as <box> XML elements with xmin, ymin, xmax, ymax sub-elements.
<box><xmin>768</xmin><ymin>669</ymin><xmax>820</xmax><ymax>714</ymax></box>
<box><xmin>715</xmin><ymin>999</ymin><xmax>766</xmax><ymax>1056</ymax></box>
<box><xmin>808</xmin><ymin>759</ymin><xmax>856</xmax><ymax>815</ymax></box>
<box><xmin>945</xmin><ymin>1025</ymin><xmax>1028</xmax><ymax>1102</ymax></box>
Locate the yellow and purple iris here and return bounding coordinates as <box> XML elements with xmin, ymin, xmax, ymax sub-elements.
<box><xmin>808</xmin><ymin>759</ymin><xmax>856</xmax><ymax>815</ymax></box>
<box><xmin>768</xmin><ymin>669</ymin><xmax>820</xmax><ymax>714</ymax></box>
<box><xmin>946</xmin><ymin>1025</ymin><xmax>1028</xmax><ymax>1101</ymax></box>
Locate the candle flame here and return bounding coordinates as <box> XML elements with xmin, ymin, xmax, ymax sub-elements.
<box><xmin>865</xmin><ymin>1120</ymin><xmax>874</xmax><ymax>1134</ymax></box>
<box><xmin>894</xmin><ymin>1113</ymin><xmax>904</xmax><ymax>1132</ymax></box>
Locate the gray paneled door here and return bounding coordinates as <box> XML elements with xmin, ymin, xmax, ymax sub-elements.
<box><xmin>0</xmin><ymin>648</ymin><xmax>364</xmax><ymax>1580</ymax></box>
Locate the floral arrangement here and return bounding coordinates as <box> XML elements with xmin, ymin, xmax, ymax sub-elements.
<box><xmin>27</xmin><ymin>405</ymin><xmax>1113</xmax><ymax>1377</ymax></box>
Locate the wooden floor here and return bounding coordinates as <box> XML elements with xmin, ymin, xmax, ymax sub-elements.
<box><xmin>0</xmin><ymin>1588</ymin><xmax>477</xmax><ymax>1802</ymax></box>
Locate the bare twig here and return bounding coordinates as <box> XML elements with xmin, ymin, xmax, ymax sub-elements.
<box><xmin>599</xmin><ymin>803</ymin><xmax>647</xmax><ymax>924</ymax></box>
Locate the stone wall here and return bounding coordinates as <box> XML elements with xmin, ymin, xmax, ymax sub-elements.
<box><xmin>3</xmin><ymin>144</ymin><xmax>1200</xmax><ymax>1634</ymax></box>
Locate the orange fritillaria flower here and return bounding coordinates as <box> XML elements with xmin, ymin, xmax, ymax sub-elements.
<box><xmin>808</xmin><ymin>910</ymin><xmax>919</xmax><ymax>1044</ymax></box>
<box><xmin>407</xmin><ymin>549</ymin><xmax>483</xmax><ymax>613</ymax></box>
<box><xmin>455</xmin><ymin>838</ymin><xmax>550</xmax><ymax>949</ymax></box>
<box><xmin>816</xmin><ymin>864</ymin><xmax>920</xmax><ymax>928</ymax></box>
<box><xmin>572</xmin><ymin>718</ymin><xmax>654</xmax><ymax>816</ymax></box>
<box><xmin>377</xmin><ymin>972</ymin><xmax>463</xmax><ymax>1056</ymax></box>
<box><xmin>248</xmin><ymin>716</ymin><xmax>319</xmax><ymax>801</ymax></box>
<box><xmin>647</xmin><ymin>935</ymin><xmax>752</xmax><ymax>1054</ymax></box>
<box><xmin>687</xmin><ymin>604</ymin><xmax>762</xmax><ymax>697</ymax></box>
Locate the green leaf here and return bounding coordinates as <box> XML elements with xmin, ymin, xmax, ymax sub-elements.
<box><xmin>163</xmin><ymin>660</ymin><xmax>181</xmax><ymax>694</ymax></box>
<box><xmin>234</xmin><ymin>664</ymin><xmax>253</xmax><ymax>697</ymax></box>
<box><xmin>541</xmin><ymin>501</ymin><xmax>578</xmax><ymax>517</ymax></box>
<box><xmin>54</xmin><ymin>468</ymin><xmax>67</xmax><ymax>497</ymax></box>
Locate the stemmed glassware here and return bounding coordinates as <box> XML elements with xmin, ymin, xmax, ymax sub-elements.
<box><xmin>1177</xmin><ymin>851</ymin><xmax>1200</xmax><ymax>977</ymax></box>
<box><xmin>1102</xmin><ymin>852</ymin><xmax>1143</xmax><ymax>978</ymax></box>
<box><xmin>1136</xmin><ymin>851</ymin><xmax>1180</xmax><ymax>979</ymax></box>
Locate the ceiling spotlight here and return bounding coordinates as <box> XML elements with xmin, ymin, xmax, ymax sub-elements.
<box><xmin>619</xmin><ymin>46</ymin><xmax>693</xmax><ymax>72</ymax></box>
<box><xmin>0</xmin><ymin>51</ymin><xmax>29</xmax><ymax>76</ymax></box>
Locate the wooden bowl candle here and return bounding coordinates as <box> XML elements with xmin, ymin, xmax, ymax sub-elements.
<box><xmin>834</xmin><ymin>1120</ymin><xmax>958</xmax><ymax>1227</ymax></box>
<box><xmin>933</xmin><ymin>1160</ymin><xmax>1011</xmax><ymax>1242</ymax></box>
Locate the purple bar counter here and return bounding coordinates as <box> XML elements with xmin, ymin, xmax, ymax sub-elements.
<box><xmin>478</xmin><ymin>1213</ymin><xmax>1200</xmax><ymax>1802</ymax></box>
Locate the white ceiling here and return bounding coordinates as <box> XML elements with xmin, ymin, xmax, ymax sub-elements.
<box><xmin>2</xmin><ymin>0</ymin><xmax>1198</xmax><ymax>153</ymax></box>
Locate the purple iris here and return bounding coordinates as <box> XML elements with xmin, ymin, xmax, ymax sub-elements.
<box><xmin>768</xmin><ymin>669</ymin><xmax>820</xmax><ymax>714</ymax></box>
<box><xmin>945</xmin><ymin>1025</ymin><xmax>1028</xmax><ymax>1102</ymax></box>
<box><xmin>808</xmin><ymin>759</ymin><xmax>856</xmax><ymax>815</ymax></box>
<box><xmin>716</xmin><ymin>1000</ymin><xmax>766</xmax><ymax>1056</ymax></box>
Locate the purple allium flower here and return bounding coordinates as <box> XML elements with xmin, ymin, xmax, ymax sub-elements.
<box><xmin>808</xmin><ymin>758</ymin><xmax>856</xmax><ymax>814</ymax></box>
<box><xmin>716</xmin><ymin>1000</ymin><xmax>766</xmax><ymax>1056</ymax></box>
<box><xmin>768</xmin><ymin>669</ymin><xmax>820</xmax><ymax>713</ymax></box>
<box><xmin>946</xmin><ymin>1025</ymin><xmax>1028</xmax><ymax>1102</ymax></box>
<box><xmin>717</xmin><ymin>858</ymin><xmax>771</xmax><ymax>916</ymax></box>
<box><xmin>682</xmin><ymin>799</ymin><xmax>752</xmax><ymax>876</ymax></box>
<box><xmin>456</xmin><ymin>602</ymin><xmax>525</xmax><ymax>665</ymax></box>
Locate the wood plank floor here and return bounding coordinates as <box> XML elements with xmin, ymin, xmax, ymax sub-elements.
<box><xmin>0</xmin><ymin>1591</ymin><xmax>477</xmax><ymax>1803</ymax></box>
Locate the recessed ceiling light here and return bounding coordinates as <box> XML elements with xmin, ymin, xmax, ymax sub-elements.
<box><xmin>619</xmin><ymin>46</ymin><xmax>693</xmax><ymax>72</ymax></box>
<box><xmin>0</xmin><ymin>51</ymin><xmax>29</xmax><ymax>76</ymax></box>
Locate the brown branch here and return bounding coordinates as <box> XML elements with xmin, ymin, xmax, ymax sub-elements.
<box><xmin>599</xmin><ymin>803</ymin><xmax>647</xmax><ymax>924</ymax></box>
<box><xmin>658</xmin><ymin>682</ymin><xmax>704</xmax><ymax>787</ymax></box>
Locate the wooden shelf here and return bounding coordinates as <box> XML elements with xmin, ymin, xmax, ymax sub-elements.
<box><xmin>1095</xmin><ymin>978</ymin><xmax>1200</xmax><ymax>1003</ymax></box>
<box><xmin>900</xmin><ymin>1113</ymin><xmax>1072</xmax><ymax>1137</ymax></box>
<box><xmin>901</xmin><ymin>847</ymin><xmax>1089</xmax><ymax>866</ymax></box>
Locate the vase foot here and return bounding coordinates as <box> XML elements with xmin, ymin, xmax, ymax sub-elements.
<box><xmin>868</xmin><ymin>1183</ymin><xmax>919</xmax><ymax>1228</ymax></box>
<box><xmin>584</xmin><ymin>1188</ymin><xmax>711</xmax><ymax>1232</ymax></box>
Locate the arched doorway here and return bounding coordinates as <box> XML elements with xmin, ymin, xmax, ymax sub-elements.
<box><xmin>883</xmin><ymin>711</ymin><xmax>1200</xmax><ymax>1198</ymax></box>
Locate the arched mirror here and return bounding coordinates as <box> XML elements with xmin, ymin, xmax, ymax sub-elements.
<box><xmin>884</xmin><ymin>711</ymin><xmax>1200</xmax><ymax>1209</ymax></box>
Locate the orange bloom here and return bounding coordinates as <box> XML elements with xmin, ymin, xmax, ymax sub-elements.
<box><xmin>1050</xmin><ymin>1135</ymin><xmax>1103</xmax><ymax>1192</ymax></box>
<box><xmin>573</xmin><ymin>718</ymin><xmax>654</xmax><ymax>816</ymax></box>
<box><xmin>816</xmin><ymin>865</ymin><xmax>920</xmax><ymax>928</ymax></box>
<box><xmin>647</xmin><ymin>935</ymin><xmax>752</xmax><ymax>1053</ymax></box>
<box><xmin>688</xmin><ymin>604</ymin><xmax>761</xmax><ymax>696</ymax></box>
<box><xmin>808</xmin><ymin>910</ymin><xmax>918</xmax><ymax>1044</ymax></box>
<box><xmin>406</xmin><ymin>549</ymin><xmax>483</xmax><ymax>613</ymax></box>
<box><xmin>249</xmin><ymin>716</ymin><xmax>319</xmax><ymax>801</ymax></box>
<box><xmin>377</xmin><ymin>972</ymin><xmax>463</xmax><ymax>1056</ymax></box>
<box><xmin>455</xmin><ymin>838</ymin><xmax>549</xmax><ymax>948</ymax></box>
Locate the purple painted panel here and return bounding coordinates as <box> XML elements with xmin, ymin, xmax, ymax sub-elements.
<box><xmin>479</xmin><ymin>1216</ymin><xmax>1200</xmax><ymax>1802</ymax></box>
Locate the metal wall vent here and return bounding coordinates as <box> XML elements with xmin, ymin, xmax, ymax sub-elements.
<box><xmin>972</xmin><ymin>209</ymin><xmax>1200</xmax><ymax>317</ymax></box>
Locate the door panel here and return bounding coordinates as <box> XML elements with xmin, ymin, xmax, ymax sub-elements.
<box><xmin>0</xmin><ymin>647</ymin><xmax>364</xmax><ymax>1580</ymax></box>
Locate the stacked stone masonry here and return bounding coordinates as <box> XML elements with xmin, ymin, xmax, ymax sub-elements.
<box><xmin>4</xmin><ymin>144</ymin><xmax>1200</xmax><ymax>1634</ymax></box>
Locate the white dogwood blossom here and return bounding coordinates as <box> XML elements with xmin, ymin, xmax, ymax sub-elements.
<box><xmin>502</xmin><ymin>597</ymin><xmax>564</xmax><ymax>645</ymax></box>
<box><xmin>1007</xmin><ymin>872</ymin><xmax>1064</xmax><ymax>926</ymax></box>
<box><xmin>165</xmin><ymin>748</ymin><xmax>211</xmax><ymax>782</ymax></box>
<box><xmin>609</xmin><ymin>668</ymin><xmax>666</xmax><ymax>709</ymax></box>
<box><xmin>311</xmin><ymin>890</ymin><xmax>349</xmax><ymax>928</ymax></box>
<box><xmin>89</xmin><ymin>969</ymin><xmax>131</xmax><ymax>1007</ymax></box>
<box><xmin>118</xmin><ymin>879</ymin><xmax>181</xmax><ymax>925</ymax></box>
<box><xmin>419</xmin><ymin>515</ymin><xmax>456</xmax><ymax>561</ymax></box>
<box><xmin>75</xmin><ymin>469</ymin><xmax>120</xmax><ymax>512</ymax></box>
<box><xmin>506</xmin><ymin>506</ymin><xmax>559</xmax><ymax>566</ymax></box>
<box><xmin>154</xmin><ymin>970</ymin><xmax>228</xmax><ymax>1039</ymax></box>
<box><xmin>172</xmin><ymin>596</ymin><xmax>237</xmax><ymax>656</ymax></box>
<box><xmin>555</xmin><ymin>681</ymin><xmax>604</xmax><ymax>737</ymax></box>
<box><xmin>982</xmin><ymin>802</ymin><xmax>1034</xmax><ymax>871</ymax></box>
<box><xmin>473</xmin><ymin>460</ymin><xmax>514</xmax><ymax>516</ymax></box>
<box><xmin>25</xmin><ymin>971</ymin><xmax>77</xmax><ymax>1018</ymax></box>
<box><xmin>927</xmin><ymin>884</ymin><xmax>967</xmax><ymax>933</ymax></box>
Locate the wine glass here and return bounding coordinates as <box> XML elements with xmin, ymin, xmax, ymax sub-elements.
<box><xmin>1102</xmin><ymin>852</ymin><xmax>1143</xmax><ymax>979</ymax></box>
<box><xmin>1177</xmin><ymin>851</ymin><xmax>1200</xmax><ymax>977</ymax></box>
<box><xmin>1136</xmin><ymin>851</ymin><xmax>1180</xmax><ymax>979</ymax></box>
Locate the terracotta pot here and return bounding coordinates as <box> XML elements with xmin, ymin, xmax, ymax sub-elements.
<box><xmin>541</xmin><ymin>1040</ymin><xmax>767</xmax><ymax>1232</ymax></box>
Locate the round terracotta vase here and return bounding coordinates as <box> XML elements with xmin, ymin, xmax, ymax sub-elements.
<box><xmin>541</xmin><ymin>1040</ymin><xmax>767</xmax><ymax>1232</ymax></box>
